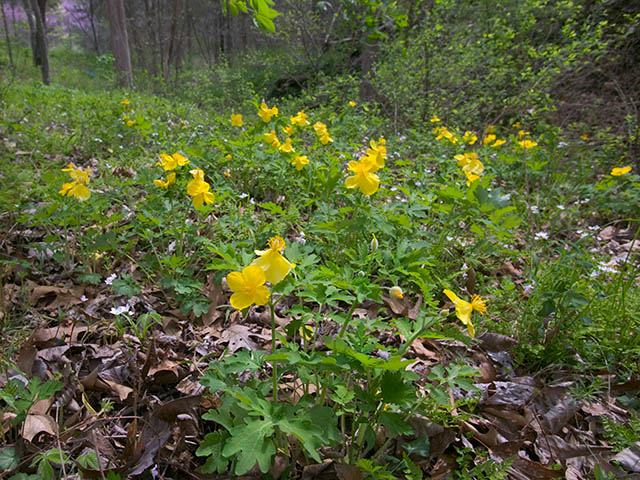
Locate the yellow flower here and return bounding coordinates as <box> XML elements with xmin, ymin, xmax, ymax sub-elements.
<box><xmin>157</xmin><ymin>152</ymin><xmax>190</xmax><ymax>171</ymax></box>
<box><xmin>59</xmin><ymin>181</ymin><xmax>91</xmax><ymax>201</ymax></box>
<box><xmin>252</xmin><ymin>235</ymin><xmax>294</xmax><ymax>284</ymax></box>
<box><xmin>483</xmin><ymin>134</ymin><xmax>496</xmax><ymax>145</ymax></box>
<box><xmin>290</xmin><ymin>110</ymin><xmax>309</xmax><ymax>127</ymax></box>
<box><xmin>226</xmin><ymin>265</ymin><xmax>271</xmax><ymax>310</ymax></box>
<box><xmin>464</xmin><ymin>170</ymin><xmax>481</xmax><ymax>186</ymax></box>
<box><xmin>62</xmin><ymin>163</ymin><xmax>90</xmax><ymax>184</ymax></box>
<box><xmin>258</xmin><ymin>102</ymin><xmax>278</xmax><ymax>122</ymax></box>
<box><xmin>455</xmin><ymin>153</ymin><xmax>483</xmax><ymax>186</ymax></box>
<box><xmin>279</xmin><ymin>138</ymin><xmax>295</xmax><ymax>153</ymax></box>
<box><xmin>485</xmin><ymin>125</ymin><xmax>495</xmax><ymax>133</ymax></box>
<box><xmin>264</xmin><ymin>130</ymin><xmax>281</xmax><ymax>149</ymax></box>
<box><xmin>518</xmin><ymin>139</ymin><xmax>538</xmax><ymax>149</ymax></box>
<box><xmin>349</xmin><ymin>101</ymin><xmax>356</xmax><ymax>107</ymax></box>
<box><xmin>231</xmin><ymin>113</ymin><xmax>244</xmax><ymax>127</ymax></box>
<box><xmin>518</xmin><ymin>130</ymin><xmax>529</xmax><ymax>138</ymax></box>
<box><xmin>581</xmin><ymin>133</ymin><xmax>589</xmax><ymax>141</ymax></box>
<box><xmin>430</xmin><ymin>115</ymin><xmax>440</xmax><ymax>123</ymax></box>
<box><xmin>122</xmin><ymin>114</ymin><xmax>130</xmax><ymax>121</ymax></box>
<box><xmin>60</xmin><ymin>163</ymin><xmax>91</xmax><ymax>201</ymax></box>
<box><xmin>282</xmin><ymin>125</ymin><xmax>295</xmax><ymax>136</ymax></box>
<box><xmin>512</xmin><ymin>121</ymin><xmax>521</xmax><ymax>128</ymax></box>
<box><xmin>463</xmin><ymin>131</ymin><xmax>478</xmax><ymax>145</ymax></box>
<box><xmin>434</xmin><ymin>126</ymin><xmax>458</xmax><ymax>144</ymax></box>
<box><xmin>345</xmin><ymin>158</ymin><xmax>380</xmax><ymax>196</ymax></box>
<box><xmin>313</xmin><ymin>121</ymin><xmax>327</xmax><ymax>135</ymax></box>
<box><xmin>364</xmin><ymin>139</ymin><xmax>387</xmax><ymax>171</ymax></box>
<box><xmin>121</xmin><ymin>99</ymin><xmax>130</xmax><ymax>105</ymax></box>
<box><xmin>225</xmin><ymin>154</ymin><xmax>232</xmax><ymax>160</ymax></box>
<box><xmin>127</xmin><ymin>120</ymin><xmax>135</xmax><ymax>127</ymax></box>
<box><xmin>390</xmin><ymin>286</ymin><xmax>403</xmax><ymax>299</ymax></box>
<box><xmin>492</xmin><ymin>139</ymin><xmax>506</xmax><ymax>147</ymax></box>
<box><xmin>153</xmin><ymin>172</ymin><xmax>176</xmax><ymax>189</ymax></box>
<box><xmin>442</xmin><ymin>289</ymin><xmax>487</xmax><ymax>337</ymax></box>
<box><xmin>186</xmin><ymin>168</ymin><xmax>215</xmax><ymax>208</ymax></box>
<box><xmin>223</xmin><ymin>169</ymin><xmax>231</xmax><ymax>178</ymax></box>
<box><xmin>611</xmin><ymin>166</ymin><xmax>632</xmax><ymax>176</ymax></box>
<box><xmin>291</xmin><ymin>155</ymin><xmax>309</xmax><ymax>170</ymax></box>
<box><xmin>319</xmin><ymin>131</ymin><xmax>333</xmax><ymax>145</ymax></box>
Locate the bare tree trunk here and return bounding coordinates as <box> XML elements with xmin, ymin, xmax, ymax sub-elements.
<box><xmin>28</xmin><ymin>0</ymin><xmax>49</xmax><ymax>84</ymax></box>
<box><xmin>164</xmin><ymin>0</ymin><xmax>181</xmax><ymax>82</ymax></box>
<box><xmin>1</xmin><ymin>0</ymin><xmax>15</xmax><ymax>76</ymax></box>
<box><xmin>89</xmin><ymin>0</ymin><xmax>100</xmax><ymax>55</ymax></box>
<box><xmin>106</xmin><ymin>0</ymin><xmax>133</xmax><ymax>87</ymax></box>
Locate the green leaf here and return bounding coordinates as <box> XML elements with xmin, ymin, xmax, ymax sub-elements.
<box><xmin>197</xmin><ymin>432</ymin><xmax>230</xmax><ymax>473</ymax></box>
<box><xmin>222</xmin><ymin>418</ymin><xmax>276</xmax><ymax>474</ymax></box>
<box><xmin>380</xmin><ymin>371</ymin><xmax>414</xmax><ymax>405</ymax></box>
<box><xmin>379</xmin><ymin>411</ymin><xmax>413</xmax><ymax>437</ymax></box>
<box><xmin>0</xmin><ymin>447</ymin><xmax>19</xmax><ymax>471</ymax></box>
<box><xmin>403</xmin><ymin>436</ymin><xmax>430</xmax><ymax>457</ymax></box>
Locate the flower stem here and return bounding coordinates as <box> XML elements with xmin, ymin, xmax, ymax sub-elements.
<box><xmin>338</xmin><ymin>300</ymin><xmax>358</xmax><ymax>338</ymax></box>
<box><xmin>269</xmin><ymin>296</ymin><xmax>278</xmax><ymax>405</ymax></box>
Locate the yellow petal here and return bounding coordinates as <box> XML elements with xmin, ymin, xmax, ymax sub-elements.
<box><xmin>230</xmin><ymin>292</ymin><xmax>254</xmax><ymax>310</ymax></box>
<box><xmin>226</xmin><ymin>271</ymin><xmax>245</xmax><ymax>292</ymax></box>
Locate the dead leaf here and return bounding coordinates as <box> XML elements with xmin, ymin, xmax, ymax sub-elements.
<box><xmin>598</xmin><ymin>226</ymin><xmax>616</xmax><ymax>241</ymax></box>
<box><xmin>540</xmin><ymin>395</ymin><xmax>580</xmax><ymax>434</ymax></box>
<box><xmin>221</xmin><ymin>324</ymin><xmax>265</xmax><ymax>352</ymax></box>
<box><xmin>23</xmin><ymin>413</ymin><xmax>57</xmax><ymax>442</ymax></box>
<box><xmin>152</xmin><ymin>395</ymin><xmax>201</xmax><ymax>423</ymax></box>
<box><xmin>477</xmin><ymin>332</ymin><xmax>517</xmax><ymax>352</ymax></box>
<box><xmin>612</xmin><ymin>443</ymin><xmax>640</xmax><ymax>473</ymax></box>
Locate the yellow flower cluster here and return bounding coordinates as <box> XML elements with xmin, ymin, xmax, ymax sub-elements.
<box><xmin>258</xmin><ymin>102</ymin><xmax>278</xmax><ymax>122</ymax></box>
<box><xmin>290</xmin><ymin>110</ymin><xmax>309</xmax><ymax>127</ymax></box>
<box><xmin>231</xmin><ymin>113</ymin><xmax>244</xmax><ymax>127</ymax></box>
<box><xmin>264</xmin><ymin>130</ymin><xmax>281</xmax><ymax>149</ymax></box>
<box><xmin>344</xmin><ymin>137</ymin><xmax>387</xmax><ymax>196</ymax></box>
<box><xmin>226</xmin><ymin>235</ymin><xmax>295</xmax><ymax>310</ymax></box>
<box><xmin>157</xmin><ymin>152</ymin><xmax>189</xmax><ymax>171</ymax></box>
<box><xmin>154</xmin><ymin>152</ymin><xmax>189</xmax><ymax>189</ymax></box>
<box><xmin>187</xmin><ymin>168</ymin><xmax>215</xmax><ymax>208</ymax></box>
<box><xmin>313</xmin><ymin>122</ymin><xmax>333</xmax><ymax>145</ymax></box>
<box><xmin>454</xmin><ymin>152</ymin><xmax>484</xmax><ymax>186</ymax></box>
<box><xmin>59</xmin><ymin>163</ymin><xmax>91</xmax><ymax>201</ymax></box>
<box><xmin>434</xmin><ymin>126</ymin><xmax>458</xmax><ymax>144</ymax></box>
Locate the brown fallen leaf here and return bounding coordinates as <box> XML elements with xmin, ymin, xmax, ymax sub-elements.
<box><xmin>612</xmin><ymin>443</ymin><xmax>640</xmax><ymax>473</ymax></box>
<box><xmin>221</xmin><ymin>324</ymin><xmax>268</xmax><ymax>352</ymax></box>
<box><xmin>23</xmin><ymin>413</ymin><xmax>57</xmax><ymax>442</ymax></box>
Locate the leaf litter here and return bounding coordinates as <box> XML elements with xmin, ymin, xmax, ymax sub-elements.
<box><xmin>1</xmin><ymin>227</ymin><xmax>639</xmax><ymax>479</ymax></box>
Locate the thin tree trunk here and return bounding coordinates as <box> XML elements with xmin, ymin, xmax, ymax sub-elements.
<box><xmin>1</xmin><ymin>0</ymin><xmax>15</xmax><ymax>76</ymax></box>
<box><xmin>164</xmin><ymin>0</ymin><xmax>181</xmax><ymax>82</ymax></box>
<box><xmin>89</xmin><ymin>0</ymin><xmax>100</xmax><ymax>55</ymax></box>
<box><xmin>106</xmin><ymin>0</ymin><xmax>133</xmax><ymax>88</ymax></box>
<box><xmin>29</xmin><ymin>0</ymin><xmax>49</xmax><ymax>84</ymax></box>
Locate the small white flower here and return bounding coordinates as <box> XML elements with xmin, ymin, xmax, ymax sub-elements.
<box><xmin>535</xmin><ymin>231</ymin><xmax>549</xmax><ymax>240</ymax></box>
<box><xmin>105</xmin><ymin>273</ymin><xmax>117</xmax><ymax>285</ymax></box>
<box><xmin>588</xmin><ymin>225</ymin><xmax>601</xmax><ymax>231</ymax></box>
<box><xmin>80</xmin><ymin>295</ymin><xmax>88</xmax><ymax>302</ymax></box>
<box><xmin>530</xmin><ymin>205</ymin><xmax>539</xmax><ymax>214</ymax></box>
<box><xmin>110</xmin><ymin>304</ymin><xmax>131</xmax><ymax>315</ymax></box>
<box><xmin>557</xmin><ymin>205</ymin><xmax>565</xmax><ymax>210</ymax></box>
<box><xmin>94</xmin><ymin>137</ymin><xmax>103</xmax><ymax>143</ymax></box>
<box><xmin>238</xmin><ymin>193</ymin><xmax>248</xmax><ymax>199</ymax></box>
